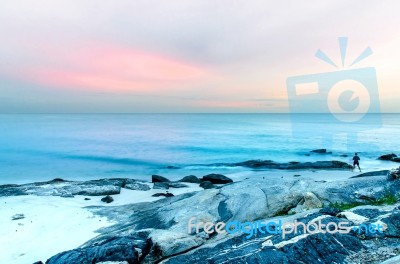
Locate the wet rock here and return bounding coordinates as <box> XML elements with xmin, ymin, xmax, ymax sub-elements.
<box><xmin>151</xmin><ymin>175</ymin><xmax>170</xmax><ymax>183</ymax></box>
<box><xmin>202</xmin><ymin>174</ymin><xmax>233</xmax><ymax>184</ymax></box>
<box><xmin>101</xmin><ymin>195</ymin><xmax>114</xmax><ymax>203</ymax></box>
<box><xmin>378</xmin><ymin>153</ymin><xmax>397</xmax><ymax>161</ymax></box>
<box><xmin>199</xmin><ymin>181</ymin><xmax>215</xmax><ymax>189</ymax></box>
<box><xmin>178</xmin><ymin>175</ymin><xmax>201</xmax><ymax>183</ymax></box>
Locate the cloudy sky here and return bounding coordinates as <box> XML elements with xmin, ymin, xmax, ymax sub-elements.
<box><xmin>0</xmin><ymin>0</ymin><xmax>399</xmax><ymax>113</ymax></box>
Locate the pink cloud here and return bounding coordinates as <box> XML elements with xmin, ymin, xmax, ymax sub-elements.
<box><xmin>10</xmin><ymin>42</ymin><xmax>208</xmax><ymax>92</ymax></box>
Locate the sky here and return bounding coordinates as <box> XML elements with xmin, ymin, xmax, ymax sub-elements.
<box><xmin>0</xmin><ymin>0</ymin><xmax>399</xmax><ymax>113</ymax></box>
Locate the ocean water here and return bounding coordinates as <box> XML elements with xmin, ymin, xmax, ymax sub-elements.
<box><xmin>0</xmin><ymin>114</ymin><xmax>399</xmax><ymax>184</ymax></box>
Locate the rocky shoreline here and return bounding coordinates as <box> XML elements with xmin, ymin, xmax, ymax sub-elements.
<box><xmin>2</xmin><ymin>160</ymin><xmax>400</xmax><ymax>264</ymax></box>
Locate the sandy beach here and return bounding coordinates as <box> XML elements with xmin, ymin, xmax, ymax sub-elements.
<box><xmin>0</xmin><ymin>182</ymin><xmax>203</xmax><ymax>264</ymax></box>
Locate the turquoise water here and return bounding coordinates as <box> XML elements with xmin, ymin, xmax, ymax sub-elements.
<box><xmin>0</xmin><ymin>114</ymin><xmax>399</xmax><ymax>184</ymax></box>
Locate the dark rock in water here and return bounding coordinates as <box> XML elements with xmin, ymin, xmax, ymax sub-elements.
<box><xmin>101</xmin><ymin>195</ymin><xmax>114</xmax><ymax>203</ymax></box>
<box><xmin>311</xmin><ymin>149</ymin><xmax>332</xmax><ymax>154</ymax></box>
<box><xmin>378</xmin><ymin>153</ymin><xmax>397</xmax><ymax>161</ymax></box>
<box><xmin>293</xmin><ymin>174</ymin><xmax>301</xmax><ymax>177</ymax></box>
<box><xmin>46</xmin><ymin>235</ymin><xmax>150</xmax><ymax>264</ymax></box>
<box><xmin>84</xmin><ymin>198</ymin><xmax>91</xmax><ymax>201</ymax></box>
<box><xmin>151</xmin><ymin>175</ymin><xmax>170</xmax><ymax>183</ymax></box>
<box><xmin>235</xmin><ymin>159</ymin><xmax>277</xmax><ymax>168</ymax></box>
<box><xmin>202</xmin><ymin>174</ymin><xmax>233</xmax><ymax>184</ymax></box>
<box><xmin>199</xmin><ymin>181</ymin><xmax>215</xmax><ymax>189</ymax></box>
<box><xmin>11</xmin><ymin>213</ymin><xmax>25</xmax><ymax>220</ymax></box>
<box><xmin>153</xmin><ymin>182</ymin><xmax>169</xmax><ymax>189</ymax></box>
<box><xmin>231</xmin><ymin>160</ymin><xmax>352</xmax><ymax>170</ymax></box>
<box><xmin>152</xmin><ymin>193</ymin><xmax>174</xmax><ymax>197</ymax></box>
<box><xmin>340</xmin><ymin>154</ymin><xmax>349</xmax><ymax>157</ymax></box>
<box><xmin>166</xmin><ymin>165</ymin><xmax>180</xmax><ymax>169</ymax></box>
<box><xmin>350</xmin><ymin>170</ymin><xmax>390</xmax><ymax>178</ymax></box>
<box><xmin>319</xmin><ymin>207</ymin><xmax>342</xmax><ymax>216</ymax></box>
<box><xmin>392</xmin><ymin>157</ymin><xmax>400</xmax><ymax>162</ymax></box>
<box><xmin>32</xmin><ymin>261</ymin><xmax>44</xmax><ymax>264</ymax></box>
<box><xmin>179</xmin><ymin>175</ymin><xmax>201</xmax><ymax>183</ymax></box>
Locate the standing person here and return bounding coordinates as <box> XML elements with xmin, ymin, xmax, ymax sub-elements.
<box><xmin>352</xmin><ymin>153</ymin><xmax>361</xmax><ymax>172</ymax></box>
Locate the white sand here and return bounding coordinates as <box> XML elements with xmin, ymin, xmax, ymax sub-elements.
<box><xmin>0</xmin><ymin>183</ymin><xmax>202</xmax><ymax>264</ymax></box>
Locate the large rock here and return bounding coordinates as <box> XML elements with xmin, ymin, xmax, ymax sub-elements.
<box><xmin>378</xmin><ymin>153</ymin><xmax>397</xmax><ymax>161</ymax></box>
<box><xmin>178</xmin><ymin>176</ymin><xmax>201</xmax><ymax>184</ymax></box>
<box><xmin>0</xmin><ymin>178</ymin><xmax>148</xmax><ymax>197</ymax></box>
<box><xmin>46</xmin><ymin>173</ymin><xmax>400</xmax><ymax>264</ymax></box>
<box><xmin>303</xmin><ymin>192</ymin><xmax>323</xmax><ymax>209</ymax></box>
<box><xmin>151</xmin><ymin>175</ymin><xmax>170</xmax><ymax>183</ymax></box>
<box><xmin>46</xmin><ymin>235</ymin><xmax>149</xmax><ymax>264</ymax></box>
<box><xmin>202</xmin><ymin>174</ymin><xmax>233</xmax><ymax>184</ymax></box>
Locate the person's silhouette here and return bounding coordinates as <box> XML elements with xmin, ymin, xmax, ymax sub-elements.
<box><xmin>352</xmin><ymin>153</ymin><xmax>361</xmax><ymax>172</ymax></box>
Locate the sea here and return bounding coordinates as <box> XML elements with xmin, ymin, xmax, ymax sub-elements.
<box><xmin>0</xmin><ymin>114</ymin><xmax>399</xmax><ymax>184</ymax></box>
